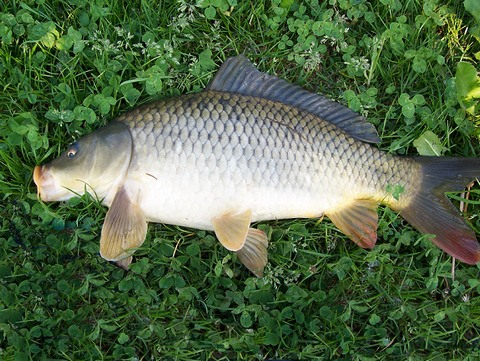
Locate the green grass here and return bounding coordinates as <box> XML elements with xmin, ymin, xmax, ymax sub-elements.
<box><xmin>1</xmin><ymin>0</ymin><xmax>480</xmax><ymax>360</ymax></box>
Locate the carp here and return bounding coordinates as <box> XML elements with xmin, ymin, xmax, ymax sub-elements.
<box><xmin>34</xmin><ymin>55</ymin><xmax>480</xmax><ymax>275</ymax></box>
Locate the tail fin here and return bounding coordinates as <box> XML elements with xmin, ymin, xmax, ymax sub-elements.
<box><xmin>399</xmin><ymin>157</ymin><xmax>480</xmax><ymax>264</ymax></box>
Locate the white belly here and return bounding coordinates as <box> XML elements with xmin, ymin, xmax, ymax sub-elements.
<box><xmin>125</xmin><ymin>169</ymin><xmax>344</xmax><ymax>231</ymax></box>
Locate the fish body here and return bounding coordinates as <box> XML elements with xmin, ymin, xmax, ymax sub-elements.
<box><xmin>115</xmin><ymin>91</ymin><xmax>413</xmax><ymax>227</ymax></box>
<box><xmin>34</xmin><ymin>55</ymin><xmax>480</xmax><ymax>275</ymax></box>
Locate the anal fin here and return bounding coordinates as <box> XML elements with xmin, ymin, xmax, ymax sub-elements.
<box><xmin>100</xmin><ymin>185</ymin><xmax>147</xmax><ymax>269</ymax></box>
<box><xmin>327</xmin><ymin>199</ymin><xmax>379</xmax><ymax>249</ymax></box>
<box><xmin>236</xmin><ymin>228</ymin><xmax>268</xmax><ymax>277</ymax></box>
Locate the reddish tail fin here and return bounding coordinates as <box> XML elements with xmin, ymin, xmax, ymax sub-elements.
<box><xmin>399</xmin><ymin>157</ymin><xmax>480</xmax><ymax>264</ymax></box>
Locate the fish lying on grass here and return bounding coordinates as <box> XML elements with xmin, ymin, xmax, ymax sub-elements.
<box><xmin>33</xmin><ymin>55</ymin><xmax>480</xmax><ymax>276</ymax></box>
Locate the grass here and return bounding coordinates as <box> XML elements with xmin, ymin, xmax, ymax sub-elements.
<box><xmin>1</xmin><ymin>0</ymin><xmax>480</xmax><ymax>360</ymax></box>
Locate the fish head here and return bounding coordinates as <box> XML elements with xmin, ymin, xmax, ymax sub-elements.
<box><xmin>34</xmin><ymin>121</ymin><xmax>132</xmax><ymax>202</ymax></box>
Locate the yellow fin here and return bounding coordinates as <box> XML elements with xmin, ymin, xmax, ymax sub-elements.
<box><xmin>236</xmin><ymin>228</ymin><xmax>268</xmax><ymax>277</ymax></box>
<box><xmin>100</xmin><ymin>185</ymin><xmax>147</xmax><ymax>264</ymax></box>
<box><xmin>327</xmin><ymin>199</ymin><xmax>378</xmax><ymax>249</ymax></box>
<box><xmin>115</xmin><ymin>256</ymin><xmax>132</xmax><ymax>270</ymax></box>
<box><xmin>212</xmin><ymin>210</ymin><xmax>252</xmax><ymax>251</ymax></box>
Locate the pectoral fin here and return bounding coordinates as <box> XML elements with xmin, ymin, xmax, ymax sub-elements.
<box><xmin>327</xmin><ymin>199</ymin><xmax>378</xmax><ymax>249</ymax></box>
<box><xmin>212</xmin><ymin>210</ymin><xmax>252</xmax><ymax>251</ymax></box>
<box><xmin>100</xmin><ymin>185</ymin><xmax>147</xmax><ymax>269</ymax></box>
<box><xmin>236</xmin><ymin>228</ymin><xmax>268</xmax><ymax>277</ymax></box>
<box><xmin>115</xmin><ymin>256</ymin><xmax>133</xmax><ymax>270</ymax></box>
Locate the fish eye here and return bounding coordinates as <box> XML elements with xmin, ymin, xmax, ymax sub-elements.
<box><xmin>66</xmin><ymin>144</ymin><xmax>78</xmax><ymax>159</ymax></box>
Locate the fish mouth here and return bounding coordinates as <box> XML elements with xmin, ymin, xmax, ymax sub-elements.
<box><xmin>33</xmin><ymin>165</ymin><xmax>68</xmax><ymax>202</ymax></box>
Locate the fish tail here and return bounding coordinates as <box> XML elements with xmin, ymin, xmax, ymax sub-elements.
<box><xmin>398</xmin><ymin>157</ymin><xmax>480</xmax><ymax>264</ymax></box>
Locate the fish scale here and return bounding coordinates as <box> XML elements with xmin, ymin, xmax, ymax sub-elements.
<box><xmin>118</xmin><ymin>90</ymin><xmax>410</xmax><ymax>221</ymax></box>
<box><xmin>33</xmin><ymin>55</ymin><xmax>480</xmax><ymax>275</ymax></box>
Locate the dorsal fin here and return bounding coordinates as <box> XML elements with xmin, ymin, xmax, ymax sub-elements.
<box><xmin>207</xmin><ymin>55</ymin><xmax>380</xmax><ymax>144</ymax></box>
